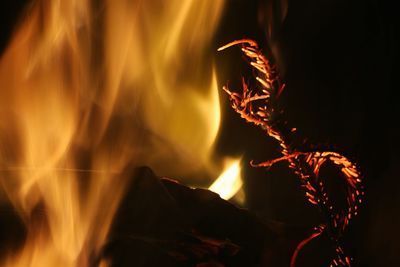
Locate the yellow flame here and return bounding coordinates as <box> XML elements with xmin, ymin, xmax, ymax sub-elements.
<box><xmin>209</xmin><ymin>158</ymin><xmax>243</xmax><ymax>200</ymax></box>
<box><xmin>0</xmin><ymin>0</ymin><xmax>225</xmax><ymax>266</ymax></box>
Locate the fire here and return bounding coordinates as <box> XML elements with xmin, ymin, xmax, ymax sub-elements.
<box><xmin>209</xmin><ymin>158</ymin><xmax>242</xmax><ymax>200</ymax></box>
<box><xmin>0</xmin><ymin>0</ymin><xmax>225</xmax><ymax>266</ymax></box>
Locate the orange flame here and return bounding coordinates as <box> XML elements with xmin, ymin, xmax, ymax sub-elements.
<box><xmin>0</xmin><ymin>0</ymin><xmax>225</xmax><ymax>266</ymax></box>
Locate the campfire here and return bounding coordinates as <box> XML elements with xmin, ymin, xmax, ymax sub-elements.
<box><xmin>0</xmin><ymin>1</ymin><xmax>367</xmax><ymax>266</ymax></box>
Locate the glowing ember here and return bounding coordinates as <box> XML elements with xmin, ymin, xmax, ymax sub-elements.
<box><xmin>209</xmin><ymin>158</ymin><xmax>242</xmax><ymax>200</ymax></box>
<box><xmin>219</xmin><ymin>39</ymin><xmax>364</xmax><ymax>267</ymax></box>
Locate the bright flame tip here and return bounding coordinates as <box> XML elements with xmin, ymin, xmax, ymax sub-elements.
<box><xmin>209</xmin><ymin>158</ymin><xmax>243</xmax><ymax>200</ymax></box>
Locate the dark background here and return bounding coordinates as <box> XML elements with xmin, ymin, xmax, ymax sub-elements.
<box><xmin>1</xmin><ymin>0</ymin><xmax>398</xmax><ymax>266</ymax></box>
<box><xmin>213</xmin><ymin>0</ymin><xmax>398</xmax><ymax>266</ymax></box>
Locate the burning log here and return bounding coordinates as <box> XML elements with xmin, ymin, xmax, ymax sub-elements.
<box><xmin>100</xmin><ymin>166</ymin><xmax>269</xmax><ymax>266</ymax></box>
<box><xmin>97</xmin><ymin>166</ymin><xmax>314</xmax><ymax>267</ymax></box>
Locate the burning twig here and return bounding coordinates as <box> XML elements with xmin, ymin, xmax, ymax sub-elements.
<box><xmin>218</xmin><ymin>39</ymin><xmax>364</xmax><ymax>267</ymax></box>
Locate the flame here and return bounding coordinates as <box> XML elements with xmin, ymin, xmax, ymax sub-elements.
<box><xmin>209</xmin><ymin>158</ymin><xmax>242</xmax><ymax>200</ymax></box>
<box><xmin>0</xmin><ymin>0</ymin><xmax>225</xmax><ymax>266</ymax></box>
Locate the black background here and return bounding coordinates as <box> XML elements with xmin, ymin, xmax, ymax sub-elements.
<box><xmin>213</xmin><ymin>1</ymin><xmax>398</xmax><ymax>266</ymax></box>
<box><xmin>1</xmin><ymin>0</ymin><xmax>398</xmax><ymax>266</ymax></box>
